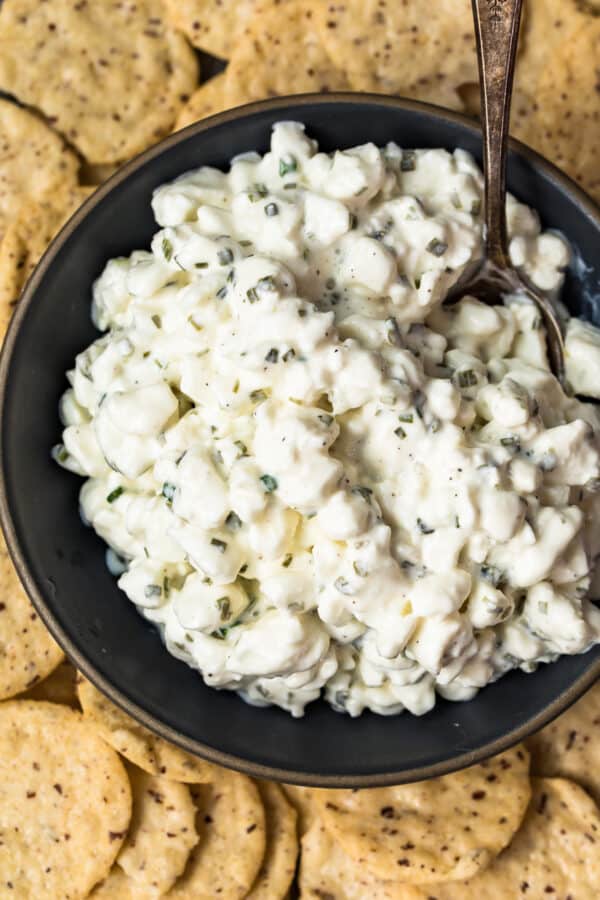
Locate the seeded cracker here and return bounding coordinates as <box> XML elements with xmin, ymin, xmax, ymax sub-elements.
<box><xmin>312</xmin><ymin>0</ymin><xmax>477</xmax><ymax>111</ymax></box>
<box><xmin>163</xmin><ymin>0</ymin><xmax>256</xmax><ymax>60</ymax></box>
<box><xmin>0</xmin><ymin>0</ymin><xmax>199</xmax><ymax>165</ymax></box>
<box><xmin>224</xmin><ymin>0</ymin><xmax>350</xmax><ymax>108</ymax></box>
<box><xmin>77</xmin><ymin>675</ymin><xmax>217</xmax><ymax>784</ymax></box>
<box><xmin>20</xmin><ymin>659</ymin><xmax>79</xmax><ymax>708</ymax></box>
<box><xmin>114</xmin><ymin>766</ymin><xmax>198</xmax><ymax>894</ymax></box>
<box><xmin>526</xmin><ymin>680</ymin><xmax>600</xmax><ymax>806</ymax></box>
<box><xmin>406</xmin><ymin>778</ymin><xmax>600</xmax><ymax>899</ymax></box>
<box><xmin>0</xmin><ymin>701</ymin><xmax>132</xmax><ymax>899</ymax></box>
<box><xmin>175</xmin><ymin>74</ymin><xmax>228</xmax><ymax>131</ymax></box>
<box><xmin>0</xmin><ymin>186</ymin><xmax>92</xmax><ymax>340</ymax></box>
<box><xmin>0</xmin><ymin>98</ymin><xmax>79</xmax><ymax>242</ymax></box>
<box><xmin>281</xmin><ymin>783</ymin><xmax>320</xmax><ymax>835</ymax></box>
<box><xmin>247</xmin><ymin>781</ymin><xmax>298</xmax><ymax>900</ymax></box>
<box><xmin>299</xmin><ymin>819</ymin><xmax>422</xmax><ymax>900</ymax></box>
<box><xmin>169</xmin><ymin>769</ymin><xmax>267</xmax><ymax>899</ymax></box>
<box><xmin>314</xmin><ymin>745</ymin><xmax>531</xmax><ymax>885</ymax></box>
<box><xmin>0</xmin><ymin>532</ymin><xmax>64</xmax><ymax>700</ymax></box>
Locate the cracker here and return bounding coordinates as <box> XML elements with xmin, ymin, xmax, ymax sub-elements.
<box><xmin>520</xmin><ymin>20</ymin><xmax>600</xmax><ymax>203</ymax></box>
<box><xmin>281</xmin><ymin>783</ymin><xmax>320</xmax><ymax>835</ymax></box>
<box><xmin>526</xmin><ymin>681</ymin><xmax>600</xmax><ymax>805</ymax></box>
<box><xmin>169</xmin><ymin>768</ymin><xmax>267</xmax><ymax>899</ymax></box>
<box><xmin>90</xmin><ymin>867</ymin><xmax>150</xmax><ymax>899</ymax></box>
<box><xmin>77</xmin><ymin>675</ymin><xmax>217</xmax><ymax>783</ymax></box>
<box><xmin>224</xmin><ymin>0</ymin><xmax>350</xmax><ymax>108</ymax></box>
<box><xmin>20</xmin><ymin>659</ymin><xmax>79</xmax><ymax>708</ymax></box>
<box><xmin>314</xmin><ymin>745</ymin><xmax>531</xmax><ymax>885</ymax></box>
<box><xmin>312</xmin><ymin>0</ymin><xmax>477</xmax><ymax>110</ymax></box>
<box><xmin>0</xmin><ymin>98</ymin><xmax>79</xmax><ymax>241</ymax></box>
<box><xmin>163</xmin><ymin>0</ymin><xmax>256</xmax><ymax>60</ymax></box>
<box><xmin>0</xmin><ymin>700</ymin><xmax>132</xmax><ymax>899</ymax></box>
<box><xmin>0</xmin><ymin>0</ymin><xmax>199</xmax><ymax>164</ymax></box>
<box><xmin>115</xmin><ymin>765</ymin><xmax>198</xmax><ymax>894</ymax></box>
<box><xmin>175</xmin><ymin>74</ymin><xmax>228</xmax><ymax>130</ymax></box>
<box><xmin>0</xmin><ymin>531</ymin><xmax>64</xmax><ymax>700</ymax></box>
<box><xmin>0</xmin><ymin>186</ymin><xmax>91</xmax><ymax>340</ymax></box>
<box><xmin>299</xmin><ymin>819</ymin><xmax>421</xmax><ymax>900</ymax></box>
<box><xmin>247</xmin><ymin>781</ymin><xmax>298</xmax><ymax>900</ymax></box>
<box><xmin>407</xmin><ymin>778</ymin><xmax>600</xmax><ymax>898</ymax></box>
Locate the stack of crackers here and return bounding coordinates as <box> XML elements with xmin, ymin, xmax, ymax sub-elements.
<box><xmin>0</xmin><ymin>1</ymin><xmax>599</xmax><ymax>896</ymax></box>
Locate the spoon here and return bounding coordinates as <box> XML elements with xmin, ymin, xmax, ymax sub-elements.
<box><xmin>447</xmin><ymin>0</ymin><xmax>566</xmax><ymax>384</ymax></box>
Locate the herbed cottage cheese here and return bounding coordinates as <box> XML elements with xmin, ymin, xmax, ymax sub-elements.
<box><xmin>56</xmin><ymin>123</ymin><xmax>600</xmax><ymax>717</ymax></box>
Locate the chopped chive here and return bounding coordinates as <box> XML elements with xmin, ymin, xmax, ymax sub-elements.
<box><xmin>282</xmin><ymin>553</ymin><xmax>293</xmax><ymax>568</ymax></box>
<box><xmin>216</xmin><ymin>595</ymin><xmax>231</xmax><ymax>620</ymax></box>
<box><xmin>457</xmin><ymin>369</ymin><xmax>477</xmax><ymax>388</ymax></box>
<box><xmin>260</xmin><ymin>474</ymin><xmax>278</xmax><ymax>493</ymax></box>
<box><xmin>162</xmin><ymin>482</ymin><xmax>176</xmax><ymax>504</ymax></box>
<box><xmin>218</xmin><ymin>247</ymin><xmax>234</xmax><ymax>265</ymax></box>
<box><xmin>210</xmin><ymin>538</ymin><xmax>227</xmax><ymax>553</ymax></box>
<box><xmin>144</xmin><ymin>584</ymin><xmax>162</xmax><ymax>599</ymax></box>
<box><xmin>106</xmin><ymin>486</ymin><xmax>124</xmax><ymax>503</ymax></box>
<box><xmin>225</xmin><ymin>511</ymin><xmax>242</xmax><ymax>531</ymax></box>
<box><xmin>234</xmin><ymin>440</ymin><xmax>248</xmax><ymax>457</ymax></box>
<box><xmin>400</xmin><ymin>150</ymin><xmax>416</xmax><ymax>171</ymax></box>
<box><xmin>394</xmin><ymin>426</ymin><xmax>406</xmax><ymax>439</ymax></box>
<box><xmin>250</xmin><ymin>389</ymin><xmax>267</xmax><ymax>403</ymax></box>
<box><xmin>161</xmin><ymin>238</ymin><xmax>173</xmax><ymax>261</ymax></box>
<box><xmin>163</xmin><ymin>576</ymin><xmax>170</xmax><ymax>598</ymax></box>
<box><xmin>500</xmin><ymin>436</ymin><xmax>521</xmax><ymax>451</ymax></box>
<box><xmin>265</xmin><ymin>348</ymin><xmax>279</xmax><ymax>363</ymax></box>
<box><xmin>398</xmin><ymin>412</ymin><xmax>414</xmax><ymax>423</ymax></box>
<box><xmin>246</xmin><ymin>286</ymin><xmax>259</xmax><ymax>303</ymax></box>
<box><xmin>216</xmin><ymin>285</ymin><xmax>227</xmax><ymax>299</ymax></box>
<box><xmin>151</xmin><ymin>313</ymin><xmax>161</xmax><ymax>329</ymax></box>
<box><xmin>282</xmin><ymin>348</ymin><xmax>296</xmax><ymax>362</ymax></box>
<box><xmin>426</xmin><ymin>238</ymin><xmax>448</xmax><ymax>257</ymax></box>
<box><xmin>279</xmin><ymin>155</ymin><xmax>297</xmax><ymax>176</ymax></box>
<box><xmin>265</xmin><ymin>202</ymin><xmax>279</xmax><ymax>217</ymax></box>
<box><xmin>195</xmin><ymin>261</ymin><xmax>209</xmax><ymax>269</ymax></box>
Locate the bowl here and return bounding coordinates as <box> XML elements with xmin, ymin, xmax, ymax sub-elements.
<box><xmin>1</xmin><ymin>94</ymin><xmax>599</xmax><ymax>787</ymax></box>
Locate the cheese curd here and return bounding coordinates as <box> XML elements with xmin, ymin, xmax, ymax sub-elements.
<box><xmin>56</xmin><ymin>123</ymin><xmax>600</xmax><ymax>718</ymax></box>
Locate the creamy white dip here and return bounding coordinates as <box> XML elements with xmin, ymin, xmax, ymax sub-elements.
<box><xmin>56</xmin><ymin>123</ymin><xmax>600</xmax><ymax>717</ymax></box>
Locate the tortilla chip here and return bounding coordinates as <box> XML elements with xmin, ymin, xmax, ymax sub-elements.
<box><xmin>0</xmin><ymin>185</ymin><xmax>92</xmax><ymax>340</ymax></box>
<box><xmin>312</xmin><ymin>0</ymin><xmax>477</xmax><ymax>110</ymax></box>
<box><xmin>175</xmin><ymin>74</ymin><xmax>228</xmax><ymax>130</ymax></box>
<box><xmin>224</xmin><ymin>0</ymin><xmax>350</xmax><ymax>108</ymax></box>
<box><xmin>0</xmin><ymin>0</ymin><xmax>199</xmax><ymax>164</ymax></box>
<box><xmin>518</xmin><ymin>19</ymin><xmax>600</xmax><ymax>203</ymax></box>
<box><xmin>299</xmin><ymin>818</ymin><xmax>421</xmax><ymax>900</ymax></box>
<box><xmin>406</xmin><ymin>778</ymin><xmax>600</xmax><ymax>898</ymax></box>
<box><xmin>163</xmin><ymin>0</ymin><xmax>256</xmax><ymax>60</ymax></box>
<box><xmin>115</xmin><ymin>765</ymin><xmax>198</xmax><ymax>894</ymax></box>
<box><xmin>0</xmin><ymin>700</ymin><xmax>132</xmax><ymax>898</ymax></box>
<box><xmin>20</xmin><ymin>659</ymin><xmax>79</xmax><ymax>708</ymax></box>
<box><xmin>89</xmin><ymin>867</ymin><xmax>150</xmax><ymax>898</ymax></box>
<box><xmin>526</xmin><ymin>681</ymin><xmax>600</xmax><ymax>806</ymax></box>
<box><xmin>79</xmin><ymin>162</ymin><xmax>119</xmax><ymax>186</ymax></box>
<box><xmin>314</xmin><ymin>745</ymin><xmax>531</xmax><ymax>884</ymax></box>
<box><xmin>77</xmin><ymin>675</ymin><xmax>217</xmax><ymax>784</ymax></box>
<box><xmin>0</xmin><ymin>98</ymin><xmax>79</xmax><ymax>241</ymax></box>
<box><xmin>281</xmin><ymin>783</ymin><xmax>320</xmax><ymax>835</ymax></box>
<box><xmin>247</xmin><ymin>781</ymin><xmax>298</xmax><ymax>900</ymax></box>
<box><xmin>0</xmin><ymin>531</ymin><xmax>64</xmax><ymax>700</ymax></box>
<box><xmin>169</xmin><ymin>768</ymin><xmax>267</xmax><ymax>898</ymax></box>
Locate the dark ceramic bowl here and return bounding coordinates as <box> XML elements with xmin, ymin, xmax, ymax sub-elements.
<box><xmin>1</xmin><ymin>95</ymin><xmax>599</xmax><ymax>787</ymax></box>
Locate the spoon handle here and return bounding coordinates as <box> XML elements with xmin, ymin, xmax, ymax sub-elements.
<box><xmin>472</xmin><ymin>0</ymin><xmax>523</xmax><ymax>268</ymax></box>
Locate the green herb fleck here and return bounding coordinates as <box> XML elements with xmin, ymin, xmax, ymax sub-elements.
<box><xmin>250</xmin><ymin>389</ymin><xmax>267</xmax><ymax>404</ymax></box>
<box><xmin>394</xmin><ymin>426</ymin><xmax>406</xmax><ymax>439</ymax></box>
<box><xmin>260</xmin><ymin>474</ymin><xmax>278</xmax><ymax>493</ymax></box>
<box><xmin>161</xmin><ymin>238</ymin><xmax>173</xmax><ymax>261</ymax></box>
<box><xmin>234</xmin><ymin>440</ymin><xmax>248</xmax><ymax>457</ymax></box>
<box><xmin>225</xmin><ymin>511</ymin><xmax>242</xmax><ymax>531</ymax></box>
<box><xmin>151</xmin><ymin>313</ymin><xmax>161</xmax><ymax>329</ymax></box>
<box><xmin>457</xmin><ymin>369</ymin><xmax>477</xmax><ymax>388</ymax></box>
<box><xmin>265</xmin><ymin>202</ymin><xmax>279</xmax><ymax>217</ymax></box>
<box><xmin>282</xmin><ymin>554</ymin><xmax>293</xmax><ymax>568</ymax></box>
<box><xmin>216</xmin><ymin>596</ymin><xmax>231</xmax><ymax>620</ymax></box>
<box><xmin>144</xmin><ymin>584</ymin><xmax>162</xmax><ymax>599</ymax></box>
<box><xmin>400</xmin><ymin>150</ymin><xmax>416</xmax><ymax>172</ymax></box>
<box><xmin>282</xmin><ymin>348</ymin><xmax>296</xmax><ymax>362</ymax></box>
<box><xmin>162</xmin><ymin>482</ymin><xmax>176</xmax><ymax>504</ymax></box>
<box><xmin>106</xmin><ymin>486</ymin><xmax>124</xmax><ymax>504</ymax></box>
<box><xmin>265</xmin><ymin>348</ymin><xmax>279</xmax><ymax>364</ymax></box>
<box><xmin>427</xmin><ymin>238</ymin><xmax>448</xmax><ymax>257</ymax></box>
<box><xmin>210</xmin><ymin>538</ymin><xmax>227</xmax><ymax>553</ymax></box>
<box><xmin>279</xmin><ymin>155</ymin><xmax>297</xmax><ymax>177</ymax></box>
<box><xmin>195</xmin><ymin>261</ymin><xmax>209</xmax><ymax>269</ymax></box>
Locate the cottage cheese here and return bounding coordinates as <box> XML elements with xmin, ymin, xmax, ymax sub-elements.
<box><xmin>56</xmin><ymin>123</ymin><xmax>600</xmax><ymax>717</ymax></box>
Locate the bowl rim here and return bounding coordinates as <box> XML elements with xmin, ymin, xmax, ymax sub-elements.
<box><xmin>1</xmin><ymin>91</ymin><xmax>599</xmax><ymax>787</ymax></box>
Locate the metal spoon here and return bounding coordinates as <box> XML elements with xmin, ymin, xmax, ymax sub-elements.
<box><xmin>447</xmin><ymin>0</ymin><xmax>566</xmax><ymax>384</ymax></box>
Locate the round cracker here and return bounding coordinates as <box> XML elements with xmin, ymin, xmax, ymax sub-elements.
<box><xmin>169</xmin><ymin>769</ymin><xmax>266</xmax><ymax>898</ymax></box>
<box><xmin>0</xmin><ymin>186</ymin><xmax>92</xmax><ymax>340</ymax></box>
<box><xmin>0</xmin><ymin>0</ymin><xmax>199</xmax><ymax>164</ymax></box>
<box><xmin>247</xmin><ymin>781</ymin><xmax>298</xmax><ymax>900</ymax></box>
<box><xmin>0</xmin><ymin>700</ymin><xmax>132</xmax><ymax>899</ymax></box>
<box><xmin>175</xmin><ymin>74</ymin><xmax>228</xmax><ymax>131</ymax></box>
<box><xmin>0</xmin><ymin>531</ymin><xmax>64</xmax><ymax>700</ymax></box>
<box><xmin>224</xmin><ymin>0</ymin><xmax>350</xmax><ymax>108</ymax></box>
<box><xmin>299</xmin><ymin>818</ymin><xmax>419</xmax><ymax>900</ymax></box>
<box><xmin>0</xmin><ymin>98</ymin><xmax>79</xmax><ymax>241</ymax></box>
<box><xmin>522</xmin><ymin>20</ymin><xmax>600</xmax><ymax>204</ymax></box>
<box><xmin>116</xmin><ymin>766</ymin><xmax>198</xmax><ymax>894</ymax></box>
<box><xmin>527</xmin><ymin>681</ymin><xmax>600</xmax><ymax>806</ymax></box>
<box><xmin>20</xmin><ymin>659</ymin><xmax>79</xmax><ymax>708</ymax></box>
<box><xmin>407</xmin><ymin>778</ymin><xmax>600</xmax><ymax>898</ymax></box>
<box><xmin>163</xmin><ymin>0</ymin><xmax>256</xmax><ymax>60</ymax></box>
<box><xmin>312</xmin><ymin>0</ymin><xmax>477</xmax><ymax>110</ymax></box>
<box><xmin>281</xmin><ymin>783</ymin><xmax>319</xmax><ymax>835</ymax></box>
<box><xmin>77</xmin><ymin>675</ymin><xmax>217</xmax><ymax>784</ymax></box>
<box><xmin>314</xmin><ymin>745</ymin><xmax>531</xmax><ymax>885</ymax></box>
